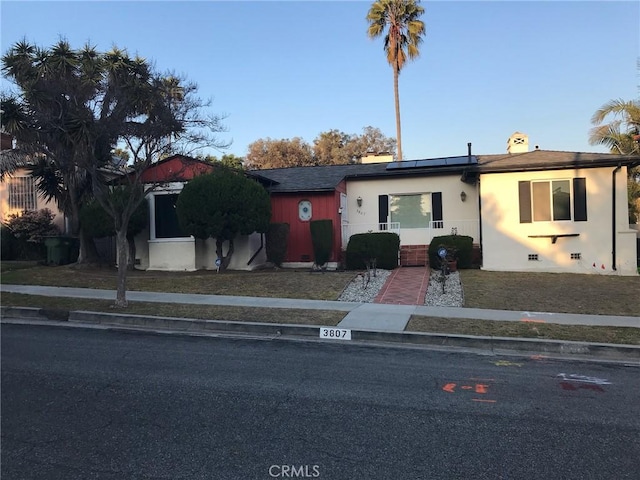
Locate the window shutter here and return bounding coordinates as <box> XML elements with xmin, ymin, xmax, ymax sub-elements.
<box><xmin>573</xmin><ymin>177</ymin><xmax>587</xmax><ymax>222</ymax></box>
<box><xmin>378</xmin><ymin>195</ymin><xmax>388</xmax><ymax>229</ymax></box>
<box><xmin>432</xmin><ymin>192</ymin><xmax>443</xmax><ymax>228</ymax></box>
<box><xmin>518</xmin><ymin>181</ymin><xmax>532</xmax><ymax>223</ymax></box>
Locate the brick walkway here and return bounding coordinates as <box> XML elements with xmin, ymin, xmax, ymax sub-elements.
<box><xmin>373</xmin><ymin>267</ymin><xmax>430</xmax><ymax>305</ymax></box>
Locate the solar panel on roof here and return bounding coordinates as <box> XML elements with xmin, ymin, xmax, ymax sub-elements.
<box><xmin>386</xmin><ymin>156</ymin><xmax>478</xmax><ymax>170</ymax></box>
<box><xmin>415</xmin><ymin>158</ymin><xmax>447</xmax><ymax>167</ymax></box>
<box><xmin>385</xmin><ymin>160</ymin><xmax>417</xmax><ymax>170</ymax></box>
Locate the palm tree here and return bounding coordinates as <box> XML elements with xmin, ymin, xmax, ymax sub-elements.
<box><xmin>367</xmin><ymin>0</ymin><xmax>425</xmax><ymax>161</ymax></box>
<box><xmin>589</xmin><ymin>98</ymin><xmax>640</xmax><ymax>223</ymax></box>
<box><xmin>589</xmin><ymin>99</ymin><xmax>640</xmax><ymax>155</ymax></box>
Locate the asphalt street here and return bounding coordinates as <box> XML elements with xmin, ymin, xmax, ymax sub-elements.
<box><xmin>2</xmin><ymin>324</ymin><xmax>639</xmax><ymax>480</ymax></box>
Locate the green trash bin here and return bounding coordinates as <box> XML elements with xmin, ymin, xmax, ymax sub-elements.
<box><xmin>44</xmin><ymin>236</ymin><xmax>77</xmax><ymax>265</ymax></box>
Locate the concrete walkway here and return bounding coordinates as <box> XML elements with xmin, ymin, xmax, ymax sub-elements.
<box><xmin>2</xmin><ymin>284</ymin><xmax>638</xmax><ymax>330</ymax></box>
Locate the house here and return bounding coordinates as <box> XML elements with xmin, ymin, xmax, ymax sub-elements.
<box><xmin>254</xmin><ymin>132</ymin><xmax>639</xmax><ymax>276</ymax></box>
<box><xmin>256</xmin><ymin>153</ymin><xmax>480</xmax><ymax>268</ymax></box>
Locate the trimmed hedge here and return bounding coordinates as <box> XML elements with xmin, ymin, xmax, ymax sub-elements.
<box><xmin>346</xmin><ymin>232</ymin><xmax>400</xmax><ymax>270</ymax></box>
<box><xmin>428</xmin><ymin>235</ymin><xmax>473</xmax><ymax>269</ymax></box>
<box><xmin>266</xmin><ymin>222</ymin><xmax>290</xmax><ymax>267</ymax></box>
<box><xmin>310</xmin><ymin>219</ymin><xmax>333</xmax><ymax>266</ymax></box>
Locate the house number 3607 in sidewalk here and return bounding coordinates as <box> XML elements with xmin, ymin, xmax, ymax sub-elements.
<box><xmin>319</xmin><ymin>327</ymin><xmax>351</xmax><ymax>340</ymax></box>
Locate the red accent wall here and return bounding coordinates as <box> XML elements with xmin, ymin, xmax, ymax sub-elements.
<box><xmin>270</xmin><ymin>191</ymin><xmax>343</xmax><ymax>264</ymax></box>
<box><xmin>138</xmin><ymin>156</ymin><xmax>214</xmax><ymax>183</ymax></box>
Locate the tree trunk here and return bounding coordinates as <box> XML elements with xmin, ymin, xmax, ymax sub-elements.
<box><xmin>127</xmin><ymin>235</ymin><xmax>136</xmax><ymax>271</ymax></box>
<box><xmin>66</xmin><ymin>182</ymin><xmax>85</xmax><ymax>264</ymax></box>
<box><xmin>115</xmin><ymin>228</ymin><xmax>129</xmax><ymax>307</ymax></box>
<box><xmin>79</xmin><ymin>228</ymin><xmax>101</xmax><ymax>265</ymax></box>
<box><xmin>215</xmin><ymin>238</ymin><xmax>235</xmax><ymax>271</ymax></box>
<box><xmin>393</xmin><ymin>66</ymin><xmax>402</xmax><ymax>161</ymax></box>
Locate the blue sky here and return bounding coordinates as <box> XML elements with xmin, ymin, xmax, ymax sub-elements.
<box><xmin>1</xmin><ymin>1</ymin><xmax>639</xmax><ymax>160</ymax></box>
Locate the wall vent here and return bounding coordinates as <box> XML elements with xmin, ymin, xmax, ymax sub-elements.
<box><xmin>301</xmin><ymin>254</ymin><xmax>311</xmax><ymax>261</ymax></box>
<box><xmin>528</xmin><ymin>254</ymin><xmax>539</xmax><ymax>261</ymax></box>
<box><xmin>570</xmin><ymin>253</ymin><xmax>581</xmax><ymax>260</ymax></box>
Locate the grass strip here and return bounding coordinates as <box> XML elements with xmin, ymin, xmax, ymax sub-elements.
<box><xmin>0</xmin><ymin>264</ymin><xmax>356</xmax><ymax>301</ymax></box>
<box><xmin>0</xmin><ymin>293</ymin><xmax>344</xmax><ymax>327</ymax></box>
<box><xmin>407</xmin><ymin>315</ymin><xmax>640</xmax><ymax>345</ymax></box>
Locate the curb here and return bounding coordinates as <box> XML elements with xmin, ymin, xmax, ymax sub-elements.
<box><xmin>3</xmin><ymin>306</ymin><xmax>639</xmax><ymax>362</ymax></box>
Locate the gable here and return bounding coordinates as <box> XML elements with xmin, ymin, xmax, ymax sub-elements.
<box><xmin>138</xmin><ymin>155</ymin><xmax>216</xmax><ymax>183</ymax></box>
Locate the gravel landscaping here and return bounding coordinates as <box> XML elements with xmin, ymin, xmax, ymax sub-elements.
<box><xmin>337</xmin><ymin>269</ymin><xmax>391</xmax><ymax>303</ymax></box>
<box><xmin>337</xmin><ymin>268</ymin><xmax>463</xmax><ymax>307</ymax></box>
<box><xmin>424</xmin><ymin>271</ymin><xmax>464</xmax><ymax>307</ymax></box>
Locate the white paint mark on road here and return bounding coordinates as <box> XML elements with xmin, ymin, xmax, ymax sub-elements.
<box><xmin>556</xmin><ymin>373</ymin><xmax>611</xmax><ymax>385</ymax></box>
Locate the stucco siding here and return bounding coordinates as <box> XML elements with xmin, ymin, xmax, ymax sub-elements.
<box><xmin>195</xmin><ymin>233</ymin><xmax>266</xmax><ymax>271</ymax></box>
<box><xmin>147</xmin><ymin>238</ymin><xmax>196</xmax><ymax>271</ymax></box>
<box><xmin>0</xmin><ymin>168</ymin><xmax>66</xmax><ymax>232</ymax></box>
<box><xmin>480</xmin><ymin>167</ymin><xmax>637</xmax><ymax>275</ymax></box>
<box><xmin>345</xmin><ymin>175</ymin><xmax>480</xmax><ymax>245</ymax></box>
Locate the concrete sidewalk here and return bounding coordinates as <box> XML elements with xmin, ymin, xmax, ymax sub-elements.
<box><xmin>2</xmin><ymin>284</ymin><xmax>639</xmax><ymax>362</ymax></box>
<box><xmin>2</xmin><ymin>284</ymin><xmax>639</xmax><ymax>330</ymax></box>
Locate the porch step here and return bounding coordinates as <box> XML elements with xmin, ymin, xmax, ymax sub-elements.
<box><xmin>399</xmin><ymin>245</ymin><xmax>428</xmax><ymax>267</ymax></box>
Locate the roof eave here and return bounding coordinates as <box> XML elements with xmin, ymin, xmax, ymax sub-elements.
<box><xmin>478</xmin><ymin>159</ymin><xmax>639</xmax><ymax>174</ymax></box>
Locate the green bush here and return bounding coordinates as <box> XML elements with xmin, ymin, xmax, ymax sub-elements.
<box><xmin>266</xmin><ymin>222</ymin><xmax>290</xmax><ymax>267</ymax></box>
<box><xmin>3</xmin><ymin>209</ymin><xmax>59</xmax><ymax>261</ymax></box>
<box><xmin>1</xmin><ymin>224</ymin><xmax>17</xmax><ymax>260</ymax></box>
<box><xmin>310</xmin><ymin>219</ymin><xmax>333</xmax><ymax>266</ymax></box>
<box><xmin>346</xmin><ymin>232</ymin><xmax>400</xmax><ymax>270</ymax></box>
<box><xmin>6</xmin><ymin>209</ymin><xmax>60</xmax><ymax>243</ymax></box>
<box><xmin>428</xmin><ymin>235</ymin><xmax>473</xmax><ymax>269</ymax></box>
<box><xmin>1</xmin><ymin>223</ymin><xmax>46</xmax><ymax>261</ymax></box>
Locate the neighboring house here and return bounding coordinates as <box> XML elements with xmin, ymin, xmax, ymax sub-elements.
<box><xmin>0</xmin><ymin>134</ymin><xmax>67</xmax><ymax>232</ymax></box>
<box><xmin>132</xmin><ymin>155</ymin><xmax>268</xmax><ymax>271</ymax></box>
<box><xmin>0</xmin><ymin>167</ymin><xmax>68</xmax><ymax>232</ymax></box>
<box><xmin>476</xmin><ymin>134</ymin><xmax>638</xmax><ymax>275</ymax></box>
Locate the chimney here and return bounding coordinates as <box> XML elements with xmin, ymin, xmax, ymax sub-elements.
<box><xmin>507</xmin><ymin>132</ymin><xmax>529</xmax><ymax>154</ymax></box>
<box><xmin>361</xmin><ymin>152</ymin><xmax>394</xmax><ymax>164</ymax></box>
<box><xmin>467</xmin><ymin>142</ymin><xmax>472</xmax><ymax>163</ymax></box>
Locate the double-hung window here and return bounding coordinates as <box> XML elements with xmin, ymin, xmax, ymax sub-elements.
<box><xmin>8</xmin><ymin>176</ymin><xmax>37</xmax><ymax>211</ymax></box>
<box><xmin>519</xmin><ymin>178</ymin><xmax>587</xmax><ymax>223</ymax></box>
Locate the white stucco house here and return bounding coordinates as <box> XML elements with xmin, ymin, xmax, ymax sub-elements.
<box><xmin>477</xmin><ymin>134</ymin><xmax>638</xmax><ymax>275</ymax></box>
<box><xmin>255</xmin><ymin>132</ymin><xmax>639</xmax><ymax>275</ymax></box>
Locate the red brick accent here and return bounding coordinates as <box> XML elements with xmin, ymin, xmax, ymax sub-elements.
<box><xmin>400</xmin><ymin>245</ymin><xmax>429</xmax><ymax>267</ymax></box>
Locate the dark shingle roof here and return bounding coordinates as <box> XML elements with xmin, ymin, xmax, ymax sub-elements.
<box><xmin>250</xmin><ymin>150</ymin><xmax>640</xmax><ymax>192</ymax></box>
<box><xmin>476</xmin><ymin>150</ymin><xmax>640</xmax><ymax>172</ymax></box>
<box><xmin>253</xmin><ymin>163</ymin><xmax>390</xmax><ymax>193</ymax></box>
